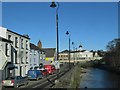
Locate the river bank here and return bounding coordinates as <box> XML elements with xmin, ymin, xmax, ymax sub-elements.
<box><xmin>51</xmin><ymin>61</ymin><xmax>120</xmax><ymax>89</ymax></box>
<box><xmin>52</xmin><ymin>63</ymin><xmax>82</xmax><ymax>89</ymax></box>
<box><xmin>93</xmin><ymin>61</ymin><xmax>120</xmax><ymax>75</ymax></box>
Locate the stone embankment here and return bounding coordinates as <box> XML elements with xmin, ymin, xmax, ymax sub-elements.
<box><xmin>53</xmin><ymin>63</ymin><xmax>82</xmax><ymax>89</ymax></box>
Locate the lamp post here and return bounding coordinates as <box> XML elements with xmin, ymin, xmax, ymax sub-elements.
<box><xmin>50</xmin><ymin>1</ymin><xmax>59</xmax><ymax>79</ymax></box>
<box><xmin>72</xmin><ymin>42</ymin><xmax>75</xmax><ymax>65</ymax></box>
<box><xmin>75</xmin><ymin>48</ymin><xmax>77</xmax><ymax>63</ymax></box>
<box><xmin>66</xmin><ymin>31</ymin><xmax>71</xmax><ymax>69</ymax></box>
<box><xmin>50</xmin><ymin>1</ymin><xmax>59</xmax><ymax>63</ymax></box>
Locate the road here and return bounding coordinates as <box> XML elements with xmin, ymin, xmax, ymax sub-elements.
<box><xmin>2</xmin><ymin>63</ymin><xmax>72</xmax><ymax>90</ymax></box>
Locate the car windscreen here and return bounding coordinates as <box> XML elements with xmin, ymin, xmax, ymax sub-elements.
<box><xmin>6</xmin><ymin>77</ymin><xmax>15</xmax><ymax>80</ymax></box>
<box><xmin>28</xmin><ymin>71</ymin><xmax>36</xmax><ymax>75</ymax></box>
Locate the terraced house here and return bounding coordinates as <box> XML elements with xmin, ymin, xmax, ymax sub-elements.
<box><xmin>30</xmin><ymin>43</ymin><xmax>45</xmax><ymax>70</ymax></box>
<box><xmin>0</xmin><ymin>36</ymin><xmax>13</xmax><ymax>82</ymax></box>
<box><xmin>42</xmin><ymin>48</ymin><xmax>56</xmax><ymax>64</ymax></box>
<box><xmin>0</xmin><ymin>27</ymin><xmax>30</xmax><ymax>81</ymax></box>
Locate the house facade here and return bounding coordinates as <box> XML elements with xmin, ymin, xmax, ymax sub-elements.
<box><xmin>59</xmin><ymin>50</ymin><xmax>69</xmax><ymax>60</ymax></box>
<box><xmin>0</xmin><ymin>27</ymin><xmax>30</xmax><ymax>77</ymax></box>
<box><xmin>30</xmin><ymin>43</ymin><xmax>45</xmax><ymax>70</ymax></box>
<box><xmin>59</xmin><ymin>50</ymin><xmax>94</xmax><ymax>61</ymax></box>
<box><xmin>71</xmin><ymin>50</ymin><xmax>93</xmax><ymax>60</ymax></box>
<box><xmin>42</xmin><ymin>48</ymin><xmax>56</xmax><ymax>64</ymax></box>
<box><xmin>0</xmin><ymin>36</ymin><xmax>14</xmax><ymax>81</ymax></box>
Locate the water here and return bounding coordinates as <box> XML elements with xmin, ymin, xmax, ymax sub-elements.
<box><xmin>80</xmin><ymin>68</ymin><xmax>120</xmax><ymax>88</ymax></box>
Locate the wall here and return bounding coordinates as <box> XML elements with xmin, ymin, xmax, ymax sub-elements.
<box><xmin>30</xmin><ymin>50</ymin><xmax>40</xmax><ymax>69</ymax></box>
<box><xmin>0</xmin><ymin>27</ymin><xmax>7</xmax><ymax>39</ymax></box>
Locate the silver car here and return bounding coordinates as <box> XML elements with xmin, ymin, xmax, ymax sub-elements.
<box><xmin>2</xmin><ymin>76</ymin><xmax>28</xmax><ymax>88</ymax></box>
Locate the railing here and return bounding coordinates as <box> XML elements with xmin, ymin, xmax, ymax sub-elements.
<box><xmin>0</xmin><ymin>49</ymin><xmax>8</xmax><ymax>70</ymax></box>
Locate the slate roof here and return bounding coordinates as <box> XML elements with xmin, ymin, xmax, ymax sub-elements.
<box><xmin>71</xmin><ymin>50</ymin><xmax>87</xmax><ymax>53</ymax></box>
<box><xmin>30</xmin><ymin>43</ymin><xmax>41</xmax><ymax>51</ymax></box>
<box><xmin>60</xmin><ymin>50</ymin><xmax>69</xmax><ymax>53</ymax></box>
<box><xmin>7</xmin><ymin>29</ymin><xmax>30</xmax><ymax>39</ymax></box>
<box><xmin>60</xmin><ymin>49</ymin><xmax>87</xmax><ymax>53</ymax></box>
<box><xmin>42</xmin><ymin>48</ymin><xmax>56</xmax><ymax>57</ymax></box>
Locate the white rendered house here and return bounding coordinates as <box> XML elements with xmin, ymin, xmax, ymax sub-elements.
<box><xmin>0</xmin><ymin>27</ymin><xmax>30</xmax><ymax>77</ymax></box>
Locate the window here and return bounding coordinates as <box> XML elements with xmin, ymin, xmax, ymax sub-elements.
<box><xmin>26</xmin><ymin>57</ymin><xmax>28</xmax><ymax>64</ymax></box>
<box><xmin>21</xmin><ymin>57</ymin><xmax>24</xmax><ymax>64</ymax></box>
<box><xmin>15</xmin><ymin>37</ymin><xmax>18</xmax><ymax>48</ymax></box>
<box><xmin>26</xmin><ymin>40</ymin><xmax>28</xmax><ymax>50</ymax></box>
<box><xmin>26</xmin><ymin>52</ymin><xmax>28</xmax><ymax>63</ymax></box>
<box><xmin>21</xmin><ymin>51</ymin><xmax>24</xmax><ymax>63</ymax></box>
<box><xmin>8</xmin><ymin>35</ymin><xmax>11</xmax><ymax>40</ymax></box>
<box><xmin>26</xmin><ymin>52</ymin><xmax>28</xmax><ymax>56</ymax></box>
<box><xmin>5</xmin><ymin>43</ymin><xmax>9</xmax><ymax>56</ymax></box>
<box><xmin>15</xmin><ymin>51</ymin><xmax>17</xmax><ymax>64</ymax></box>
<box><xmin>21</xmin><ymin>39</ymin><xmax>24</xmax><ymax>49</ymax></box>
<box><xmin>21</xmin><ymin>51</ymin><xmax>23</xmax><ymax>56</ymax></box>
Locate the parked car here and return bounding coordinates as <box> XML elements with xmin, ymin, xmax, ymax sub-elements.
<box><xmin>39</xmin><ymin>68</ymin><xmax>49</xmax><ymax>77</ymax></box>
<box><xmin>44</xmin><ymin>65</ymin><xmax>56</xmax><ymax>74</ymax></box>
<box><xmin>2</xmin><ymin>76</ymin><xmax>28</xmax><ymax>88</ymax></box>
<box><xmin>27</xmin><ymin>70</ymin><xmax>43</xmax><ymax>80</ymax></box>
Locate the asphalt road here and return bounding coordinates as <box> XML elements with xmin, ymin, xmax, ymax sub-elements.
<box><xmin>2</xmin><ymin>63</ymin><xmax>73</xmax><ymax>90</ymax></box>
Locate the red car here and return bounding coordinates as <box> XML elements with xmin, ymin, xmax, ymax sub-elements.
<box><xmin>44</xmin><ymin>65</ymin><xmax>56</xmax><ymax>74</ymax></box>
<box><xmin>39</xmin><ymin>68</ymin><xmax>49</xmax><ymax>77</ymax></box>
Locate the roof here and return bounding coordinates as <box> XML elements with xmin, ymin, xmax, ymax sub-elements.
<box><xmin>60</xmin><ymin>50</ymin><xmax>69</xmax><ymax>53</ymax></box>
<box><xmin>7</xmin><ymin>29</ymin><xmax>30</xmax><ymax>39</ymax></box>
<box><xmin>0</xmin><ymin>36</ymin><xmax>12</xmax><ymax>43</ymax></box>
<box><xmin>30</xmin><ymin>43</ymin><xmax>41</xmax><ymax>51</ymax></box>
<box><xmin>42</xmin><ymin>48</ymin><xmax>56</xmax><ymax>57</ymax></box>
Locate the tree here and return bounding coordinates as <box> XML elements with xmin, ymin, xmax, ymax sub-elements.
<box><xmin>97</xmin><ymin>49</ymin><xmax>105</xmax><ymax>57</ymax></box>
<box><xmin>104</xmin><ymin>38</ymin><xmax>120</xmax><ymax>69</ymax></box>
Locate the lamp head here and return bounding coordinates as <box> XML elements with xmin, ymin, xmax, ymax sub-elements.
<box><xmin>50</xmin><ymin>2</ymin><xmax>56</xmax><ymax>8</ymax></box>
<box><xmin>72</xmin><ymin>42</ymin><xmax>74</xmax><ymax>45</ymax></box>
<box><xmin>66</xmin><ymin>31</ymin><xmax>69</xmax><ymax>35</ymax></box>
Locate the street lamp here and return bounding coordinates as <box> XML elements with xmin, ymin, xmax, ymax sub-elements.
<box><xmin>66</xmin><ymin>31</ymin><xmax>71</xmax><ymax>69</ymax></box>
<box><xmin>50</xmin><ymin>1</ymin><xmax>59</xmax><ymax>63</ymax></box>
<box><xmin>50</xmin><ymin>1</ymin><xmax>59</xmax><ymax>79</ymax></box>
<box><xmin>72</xmin><ymin>42</ymin><xmax>75</xmax><ymax>65</ymax></box>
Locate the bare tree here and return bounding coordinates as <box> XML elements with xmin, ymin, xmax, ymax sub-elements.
<box><xmin>104</xmin><ymin>38</ymin><xmax>120</xmax><ymax>69</ymax></box>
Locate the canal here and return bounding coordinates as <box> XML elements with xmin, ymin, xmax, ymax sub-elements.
<box><xmin>80</xmin><ymin>68</ymin><xmax>120</xmax><ymax>88</ymax></box>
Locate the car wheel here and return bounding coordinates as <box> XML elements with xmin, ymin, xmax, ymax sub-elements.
<box><xmin>36</xmin><ymin>78</ymin><xmax>39</xmax><ymax>81</ymax></box>
<box><xmin>15</xmin><ymin>84</ymin><xmax>19</xmax><ymax>88</ymax></box>
<box><xmin>25</xmin><ymin>82</ymin><xmax>28</xmax><ymax>86</ymax></box>
<box><xmin>2</xmin><ymin>86</ymin><xmax>5</xmax><ymax>89</ymax></box>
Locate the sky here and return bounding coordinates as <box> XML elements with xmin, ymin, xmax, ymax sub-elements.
<box><xmin>2</xmin><ymin>2</ymin><xmax>118</xmax><ymax>51</ymax></box>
